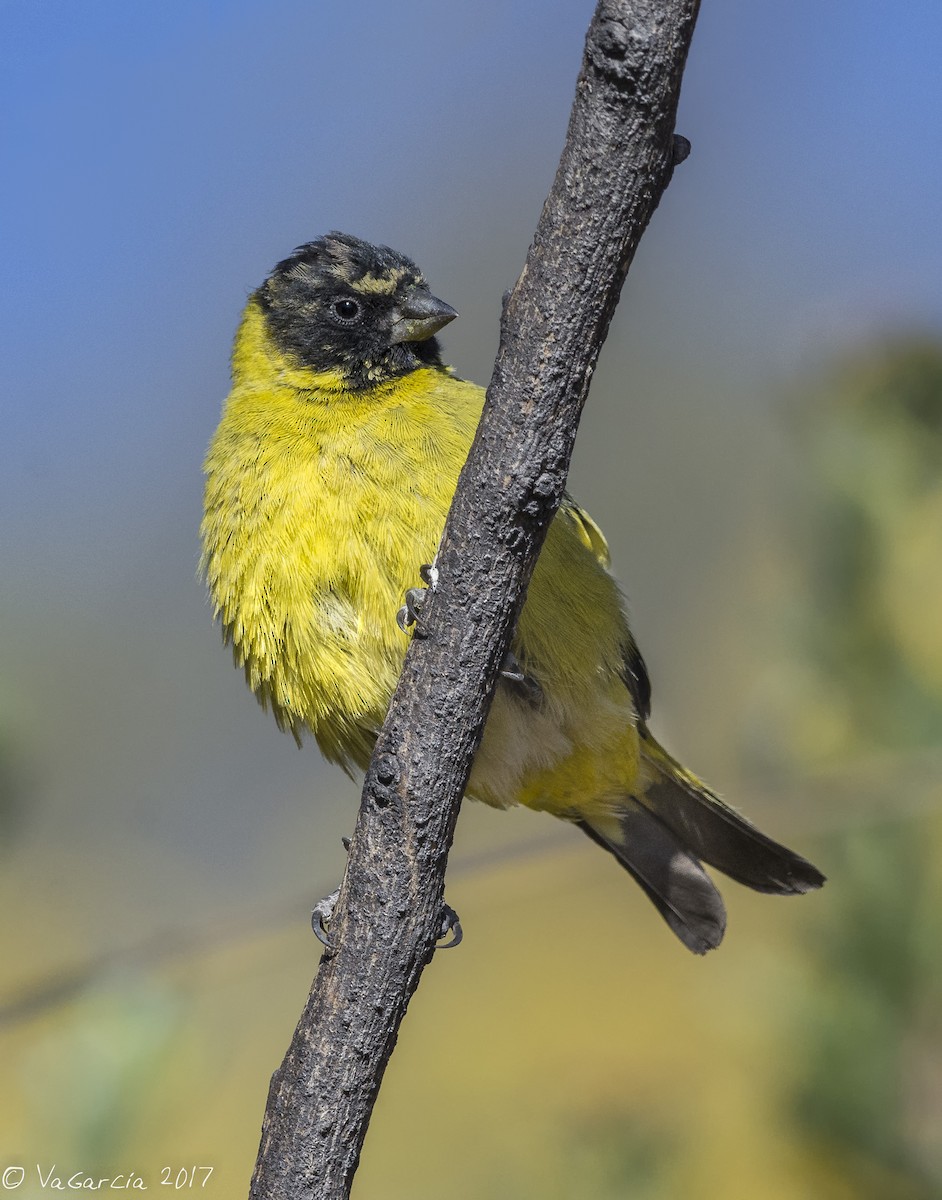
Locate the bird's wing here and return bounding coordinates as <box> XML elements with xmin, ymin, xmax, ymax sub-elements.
<box><xmin>561</xmin><ymin>495</ymin><xmax>611</xmax><ymax>567</ymax></box>
<box><xmin>620</xmin><ymin>631</ymin><xmax>652</xmax><ymax>720</ymax></box>
<box><xmin>559</xmin><ymin>496</ymin><xmax>652</xmax><ymax>719</ymax></box>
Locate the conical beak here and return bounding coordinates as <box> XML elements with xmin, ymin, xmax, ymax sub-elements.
<box><xmin>390</xmin><ymin>289</ymin><xmax>458</xmax><ymax>343</ymax></box>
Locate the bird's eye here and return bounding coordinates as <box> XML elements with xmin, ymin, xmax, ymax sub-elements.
<box><xmin>332</xmin><ymin>298</ymin><xmax>361</xmax><ymax>322</ymax></box>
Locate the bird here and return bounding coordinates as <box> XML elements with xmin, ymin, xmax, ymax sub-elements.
<box><xmin>201</xmin><ymin>231</ymin><xmax>825</xmax><ymax>954</ymax></box>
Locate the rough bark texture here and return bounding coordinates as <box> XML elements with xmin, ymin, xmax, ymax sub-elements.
<box><xmin>249</xmin><ymin>2</ymin><xmax>701</xmax><ymax>1197</ymax></box>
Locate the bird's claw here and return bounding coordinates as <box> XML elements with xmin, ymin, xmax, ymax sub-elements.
<box><xmin>500</xmin><ymin>649</ymin><xmax>527</xmax><ymax>683</ymax></box>
<box><xmin>437</xmin><ymin>903</ymin><xmax>463</xmax><ymax>949</ymax></box>
<box><xmin>500</xmin><ymin>650</ymin><xmax>543</xmax><ymax>704</ymax></box>
<box><xmin>314</xmin><ymin>892</ymin><xmax>461</xmax><ymax>950</ymax></box>
<box><xmin>396</xmin><ymin>563</ymin><xmax>438</xmax><ymax>635</ymax></box>
<box><xmin>311</xmin><ymin>887</ymin><xmax>340</xmax><ymax>948</ymax></box>
<box><xmin>312</xmin><ymin>837</ymin><xmax>461</xmax><ymax>953</ymax></box>
<box><xmin>396</xmin><ymin>587</ymin><xmax>428</xmax><ymax>633</ymax></box>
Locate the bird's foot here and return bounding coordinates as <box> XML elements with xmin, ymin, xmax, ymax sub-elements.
<box><xmin>500</xmin><ymin>650</ymin><xmax>543</xmax><ymax>705</ymax></box>
<box><xmin>313</xmin><ymin>891</ymin><xmax>463</xmax><ymax>951</ymax></box>
<box><xmin>312</xmin><ymin>835</ymin><xmax>462</xmax><ymax>953</ymax></box>
<box><xmin>437</xmin><ymin>903</ymin><xmax>463</xmax><ymax>949</ymax></box>
<box><xmin>396</xmin><ymin>563</ymin><xmax>438</xmax><ymax>636</ymax></box>
<box><xmin>396</xmin><ymin>587</ymin><xmax>428</xmax><ymax>635</ymax></box>
<box><xmin>311</xmin><ymin>887</ymin><xmax>340</xmax><ymax>948</ymax></box>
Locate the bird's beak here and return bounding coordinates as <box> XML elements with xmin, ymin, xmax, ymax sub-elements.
<box><xmin>390</xmin><ymin>289</ymin><xmax>458</xmax><ymax>343</ymax></box>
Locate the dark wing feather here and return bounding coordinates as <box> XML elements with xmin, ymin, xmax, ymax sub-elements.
<box><xmin>578</xmin><ymin>801</ymin><xmax>727</xmax><ymax>955</ymax></box>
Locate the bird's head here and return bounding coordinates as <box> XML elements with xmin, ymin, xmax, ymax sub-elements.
<box><xmin>254</xmin><ymin>232</ymin><xmax>458</xmax><ymax>391</ymax></box>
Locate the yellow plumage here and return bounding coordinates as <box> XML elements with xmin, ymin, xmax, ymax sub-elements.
<box><xmin>202</xmin><ymin>233</ymin><xmax>823</xmax><ymax>953</ymax></box>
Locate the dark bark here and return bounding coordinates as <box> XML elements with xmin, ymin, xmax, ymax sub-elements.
<box><xmin>249</xmin><ymin>2</ymin><xmax>701</xmax><ymax>1196</ymax></box>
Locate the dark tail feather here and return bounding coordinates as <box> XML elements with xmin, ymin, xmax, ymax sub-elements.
<box><xmin>578</xmin><ymin>799</ymin><xmax>727</xmax><ymax>955</ymax></box>
<box><xmin>639</xmin><ymin>739</ymin><xmax>826</xmax><ymax>895</ymax></box>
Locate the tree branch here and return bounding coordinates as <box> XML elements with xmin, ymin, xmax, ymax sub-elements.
<box><xmin>249</xmin><ymin>2</ymin><xmax>701</xmax><ymax>1196</ymax></box>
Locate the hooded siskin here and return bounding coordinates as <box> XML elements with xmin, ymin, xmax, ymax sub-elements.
<box><xmin>201</xmin><ymin>232</ymin><xmax>824</xmax><ymax>954</ymax></box>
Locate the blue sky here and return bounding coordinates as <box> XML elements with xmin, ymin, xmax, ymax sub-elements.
<box><xmin>4</xmin><ymin>1</ymin><xmax>940</xmax><ymax>528</ymax></box>
<box><xmin>1</xmin><ymin>0</ymin><xmax>940</xmax><ymax>899</ymax></box>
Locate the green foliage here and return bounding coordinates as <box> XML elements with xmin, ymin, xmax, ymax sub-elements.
<box><xmin>793</xmin><ymin>824</ymin><xmax>942</xmax><ymax>1197</ymax></box>
<box><xmin>784</xmin><ymin>337</ymin><xmax>942</xmax><ymax>1196</ymax></box>
<box><xmin>796</xmin><ymin>338</ymin><xmax>942</xmax><ymax>755</ymax></box>
<box><xmin>18</xmin><ymin>975</ymin><xmax>185</xmax><ymax>1169</ymax></box>
<box><xmin>554</xmin><ymin>1116</ymin><xmax>677</xmax><ymax>1200</ymax></box>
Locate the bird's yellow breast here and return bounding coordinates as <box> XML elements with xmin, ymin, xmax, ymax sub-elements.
<box><xmin>201</xmin><ymin>301</ymin><xmax>481</xmax><ymax>766</ymax></box>
<box><xmin>202</xmin><ymin>300</ymin><xmax>639</xmax><ymax>812</ymax></box>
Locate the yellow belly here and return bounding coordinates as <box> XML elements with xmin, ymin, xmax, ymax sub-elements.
<box><xmin>202</xmin><ymin>347</ymin><xmax>639</xmax><ymax>817</ymax></box>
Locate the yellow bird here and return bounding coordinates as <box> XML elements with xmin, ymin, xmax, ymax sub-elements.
<box><xmin>201</xmin><ymin>232</ymin><xmax>824</xmax><ymax>953</ymax></box>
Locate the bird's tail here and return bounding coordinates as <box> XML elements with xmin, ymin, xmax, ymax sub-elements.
<box><xmin>578</xmin><ymin>731</ymin><xmax>825</xmax><ymax>955</ymax></box>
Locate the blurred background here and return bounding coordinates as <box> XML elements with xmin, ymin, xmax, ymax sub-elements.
<box><xmin>2</xmin><ymin>1</ymin><xmax>942</xmax><ymax>1196</ymax></box>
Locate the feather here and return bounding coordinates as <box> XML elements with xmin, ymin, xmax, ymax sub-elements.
<box><xmin>578</xmin><ymin>801</ymin><xmax>727</xmax><ymax>955</ymax></box>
